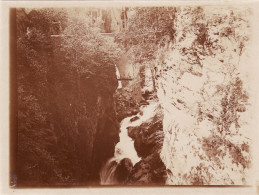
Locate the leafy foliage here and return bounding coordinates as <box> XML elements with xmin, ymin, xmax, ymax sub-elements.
<box><xmin>219</xmin><ymin>77</ymin><xmax>249</xmax><ymax>134</ymax></box>
<box><xmin>16</xmin><ymin>8</ymin><xmax>121</xmax><ymax>186</ymax></box>
<box><xmin>116</xmin><ymin>7</ymin><xmax>176</xmax><ymax>63</ymax></box>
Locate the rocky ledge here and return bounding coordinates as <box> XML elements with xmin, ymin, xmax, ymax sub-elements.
<box><xmin>125</xmin><ymin>106</ymin><xmax>167</xmax><ymax>185</ymax></box>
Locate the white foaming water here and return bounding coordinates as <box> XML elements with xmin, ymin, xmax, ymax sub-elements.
<box><xmin>115</xmin><ymin>101</ymin><xmax>158</xmax><ymax>164</ymax></box>
<box><xmin>115</xmin><ymin>64</ymin><xmax>122</xmax><ymax>89</ymax></box>
<box><xmin>100</xmin><ymin>101</ymin><xmax>159</xmax><ymax>184</ymax></box>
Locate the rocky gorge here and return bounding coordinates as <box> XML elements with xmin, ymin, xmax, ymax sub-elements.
<box><xmin>100</xmin><ymin>6</ymin><xmax>253</xmax><ymax>185</ymax></box>
<box><xmin>13</xmin><ymin>5</ymin><xmax>255</xmax><ymax>187</ymax></box>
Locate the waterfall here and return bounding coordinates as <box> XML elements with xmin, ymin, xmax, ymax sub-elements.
<box><xmin>100</xmin><ymin>101</ymin><xmax>158</xmax><ymax>185</ymax></box>
<box><xmin>115</xmin><ymin>64</ymin><xmax>122</xmax><ymax>89</ymax></box>
<box><xmin>99</xmin><ymin>157</ymin><xmax>119</xmax><ymax>185</ymax></box>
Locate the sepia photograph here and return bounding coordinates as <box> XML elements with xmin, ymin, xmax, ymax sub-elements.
<box><xmin>2</xmin><ymin>0</ymin><xmax>259</xmax><ymax>192</ymax></box>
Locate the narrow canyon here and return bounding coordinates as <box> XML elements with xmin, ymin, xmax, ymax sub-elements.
<box><xmin>13</xmin><ymin>6</ymin><xmax>254</xmax><ymax>187</ymax></box>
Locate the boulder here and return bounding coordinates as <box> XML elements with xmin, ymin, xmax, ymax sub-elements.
<box><xmin>128</xmin><ymin>113</ymin><xmax>163</xmax><ymax>158</ymax></box>
<box><xmin>114</xmin><ymin>158</ymin><xmax>133</xmax><ymax>183</ymax></box>
<box><xmin>130</xmin><ymin>116</ymin><xmax>140</xmax><ymax>122</ymax></box>
<box><xmin>125</xmin><ymin>109</ymin><xmax>167</xmax><ymax>185</ymax></box>
<box><xmin>126</xmin><ymin>153</ymin><xmax>166</xmax><ymax>185</ymax></box>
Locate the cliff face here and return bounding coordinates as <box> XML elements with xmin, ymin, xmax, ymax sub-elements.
<box><xmin>97</xmin><ymin>6</ymin><xmax>253</xmax><ymax>186</ymax></box>
<box><xmin>153</xmin><ymin>7</ymin><xmax>252</xmax><ymax>185</ymax></box>
<box><xmin>15</xmin><ymin>9</ymin><xmax>119</xmax><ymax>186</ymax></box>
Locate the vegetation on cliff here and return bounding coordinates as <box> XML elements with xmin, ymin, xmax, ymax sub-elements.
<box><xmin>15</xmin><ymin>8</ymin><xmax>122</xmax><ymax>186</ymax></box>
<box><xmin>115</xmin><ymin>6</ymin><xmax>252</xmax><ymax>185</ymax></box>
<box><xmin>13</xmin><ymin>5</ymin><xmax>254</xmax><ymax>186</ymax></box>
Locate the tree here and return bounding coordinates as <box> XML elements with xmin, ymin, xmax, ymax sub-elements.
<box><xmin>115</xmin><ymin>7</ymin><xmax>177</xmax><ymax>92</ymax></box>
<box><xmin>16</xmin><ymin>8</ymin><xmax>122</xmax><ymax>186</ymax></box>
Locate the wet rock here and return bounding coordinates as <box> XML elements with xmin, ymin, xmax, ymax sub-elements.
<box><xmin>126</xmin><ymin>108</ymin><xmax>166</xmax><ymax>185</ymax></box>
<box><xmin>130</xmin><ymin>108</ymin><xmax>139</xmax><ymax>116</ymax></box>
<box><xmin>134</xmin><ymin>138</ymin><xmax>153</xmax><ymax>158</ymax></box>
<box><xmin>127</xmin><ymin>126</ymin><xmax>137</xmax><ymax>138</ymax></box>
<box><xmin>139</xmin><ymin>110</ymin><xmax>144</xmax><ymax>116</ymax></box>
<box><xmin>114</xmin><ymin>158</ymin><xmax>133</xmax><ymax>183</ymax></box>
<box><xmin>117</xmin><ymin>107</ymin><xmax>140</xmax><ymax>122</ymax></box>
<box><xmin>130</xmin><ymin>116</ymin><xmax>140</xmax><ymax>122</ymax></box>
<box><xmin>126</xmin><ymin>153</ymin><xmax>166</xmax><ymax>185</ymax></box>
<box><xmin>128</xmin><ymin>112</ymin><xmax>163</xmax><ymax>158</ymax></box>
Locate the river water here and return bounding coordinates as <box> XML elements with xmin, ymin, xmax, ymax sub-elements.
<box><xmin>100</xmin><ymin>101</ymin><xmax>158</xmax><ymax>185</ymax></box>
<box><xmin>99</xmin><ymin>64</ymin><xmax>158</xmax><ymax>184</ymax></box>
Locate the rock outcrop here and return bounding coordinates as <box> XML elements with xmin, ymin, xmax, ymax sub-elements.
<box><xmin>114</xmin><ymin>158</ymin><xmax>133</xmax><ymax>183</ymax></box>
<box><xmin>111</xmin><ymin>6</ymin><xmax>253</xmax><ymax>186</ymax></box>
<box><xmin>126</xmin><ymin>105</ymin><xmax>167</xmax><ymax>185</ymax></box>
<box><xmin>153</xmin><ymin>7</ymin><xmax>252</xmax><ymax>185</ymax></box>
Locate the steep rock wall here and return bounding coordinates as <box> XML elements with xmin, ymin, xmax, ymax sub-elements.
<box><xmin>154</xmin><ymin>7</ymin><xmax>252</xmax><ymax>185</ymax></box>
